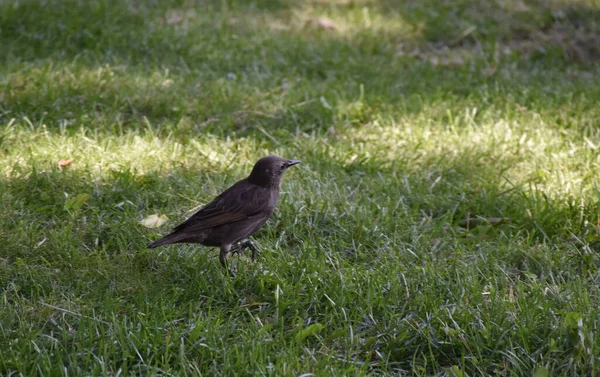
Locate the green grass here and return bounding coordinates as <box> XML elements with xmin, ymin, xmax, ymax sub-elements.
<box><xmin>2</xmin><ymin>0</ymin><xmax>600</xmax><ymax>375</ymax></box>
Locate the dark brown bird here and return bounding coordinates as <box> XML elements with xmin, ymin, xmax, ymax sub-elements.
<box><xmin>148</xmin><ymin>156</ymin><xmax>300</xmax><ymax>269</ymax></box>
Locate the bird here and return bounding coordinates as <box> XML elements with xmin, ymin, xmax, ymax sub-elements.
<box><xmin>148</xmin><ymin>155</ymin><xmax>301</xmax><ymax>271</ymax></box>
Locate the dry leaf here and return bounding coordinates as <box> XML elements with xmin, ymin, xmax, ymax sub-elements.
<box><xmin>58</xmin><ymin>159</ymin><xmax>73</xmax><ymax>168</ymax></box>
<box><xmin>317</xmin><ymin>17</ymin><xmax>339</xmax><ymax>30</ymax></box>
<box><xmin>141</xmin><ymin>214</ymin><xmax>169</xmax><ymax>228</ymax></box>
<box><xmin>308</xmin><ymin>17</ymin><xmax>339</xmax><ymax>30</ymax></box>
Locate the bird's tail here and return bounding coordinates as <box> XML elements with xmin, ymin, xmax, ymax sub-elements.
<box><xmin>148</xmin><ymin>232</ymin><xmax>185</xmax><ymax>248</ymax></box>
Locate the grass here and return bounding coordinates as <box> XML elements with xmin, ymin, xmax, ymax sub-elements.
<box><xmin>1</xmin><ymin>0</ymin><xmax>600</xmax><ymax>375</ymax></box>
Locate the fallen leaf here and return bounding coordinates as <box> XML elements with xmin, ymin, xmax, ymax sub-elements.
<box><xmin>308</xmin><ymin>17</ymin><xmax>339</xmax><ymax>30</ymax></box>
<box><xmin>58</xmin><ymin>159</ymin><xmax>73</xmax><ymax>167</ymax></box>
<box><xmin>141</xmin><ymin>214</ymin><xmax>169</xmax><ymax>228</ymax></box>
<box><xmin>317</xmin><ymin>17</ymin><xmax>339</xmax><ymax>30</ymax></box>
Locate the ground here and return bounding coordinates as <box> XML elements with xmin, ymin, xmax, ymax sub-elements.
<box><xmin>1</xmin><ymin>0</ymin><xmax>600</xmax><ymax>375</ymax></box>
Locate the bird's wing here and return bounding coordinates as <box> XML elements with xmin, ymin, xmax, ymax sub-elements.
<box><xmin>172</xmin><ymin>179</ymin><xmax>272</xmax><ymax>233</ymax></box>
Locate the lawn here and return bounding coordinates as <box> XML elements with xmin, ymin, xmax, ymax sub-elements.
<box><xmin>1</xmin><ymin>0</ymin><xmax>600</xmax><ymax>375</ymax></box>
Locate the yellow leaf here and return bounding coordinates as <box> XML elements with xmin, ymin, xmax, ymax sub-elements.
<box><xmin>58</xmin><ymin>159</ymin><xmax>73</xmax><ymax>167</ymax></box>
<box><xmin>141</xmin><ymin>214</ymin><xmax>169</xmax><ymax>228</ymax></box>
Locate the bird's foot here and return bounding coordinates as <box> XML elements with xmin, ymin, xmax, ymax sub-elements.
<box><xmin>230</xmin><ymin>243</ymin><xmax>242</xmax><ymax>256</ymax></box>
<box><xmin>245</xmin><ymin>240</ymin><xmax>261</xmax><ymax>262</ymax></box>
<box><xmin>231</xmin><ymin>239</ymin><xmax>262</xmax><ymax>261</ymax></box>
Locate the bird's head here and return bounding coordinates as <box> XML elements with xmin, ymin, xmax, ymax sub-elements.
<box><xmin>248</xmin><ymin>155</ymin><xmax>301</xmax><ymax>189</ymax></box>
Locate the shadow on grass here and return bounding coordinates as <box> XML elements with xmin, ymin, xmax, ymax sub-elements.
<box><xmin>1</xmin><ymin>0</ymin><xmax>599</xmax><ymax>132</ymax></box>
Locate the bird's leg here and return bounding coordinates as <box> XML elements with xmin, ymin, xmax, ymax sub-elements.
<box><xmin>219</xmin><ymin>244</ymin><xmax>236</xmax><ymax>277</ymax></box>
<box><xmin>248</xmin><ymin>241</ymin><xmax>261</xmax><ymax>262</ymax></box>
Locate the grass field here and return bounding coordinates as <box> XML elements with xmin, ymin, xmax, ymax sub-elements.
<box><xmin>2</xmin><ymin>0</ymin><xmax>600</xmax><ymax>375</ymax></box>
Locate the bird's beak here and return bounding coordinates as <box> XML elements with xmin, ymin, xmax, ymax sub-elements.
<box><xmin>287</xmin><ymin>160</ymin><xmax>301</xmax><ymax>167</ymax></box>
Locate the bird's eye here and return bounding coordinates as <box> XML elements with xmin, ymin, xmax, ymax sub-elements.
<box><xmin>281</xmin><ymin>163</ymin><xmax>286</xmax><ymax>170</ymax></box>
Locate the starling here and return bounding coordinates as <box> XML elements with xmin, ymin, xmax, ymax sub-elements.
<box><xmin>148</xmin><ymin>155</ymin><xmax>300</xmax><ymax>269</ymax></box>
